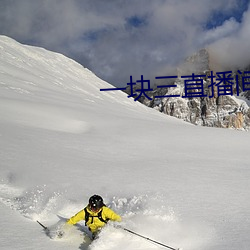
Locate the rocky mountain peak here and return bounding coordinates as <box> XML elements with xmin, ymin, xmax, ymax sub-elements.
<box><xmin>177</xmin><ymin>48</ymin><xmax>210</xmax><ymax>76</ymax></box>
<box><xmin>128</xmin><ymin>48</ymin><xmax>250</xmax><ymax>130</ymax></box>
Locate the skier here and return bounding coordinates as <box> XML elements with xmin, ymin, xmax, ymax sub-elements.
<box><xmin>66</xmin><ymin>194</ymin><xmax>121</xmax><ymax>239</ymax></box>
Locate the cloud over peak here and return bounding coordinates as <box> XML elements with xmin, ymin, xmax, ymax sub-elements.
<box><xmin>0</xmin><ymin>0</ymin><xmax>249</xmax><ymax>86</ymax></box>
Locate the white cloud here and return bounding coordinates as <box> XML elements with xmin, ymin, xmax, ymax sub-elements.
<box><xmin>201</xmin><ymin>18</ymin><xmax>240</xmax><ymax>45</ymax></box>
<box><xmin>208</xmin><ymin>4</ymin><xmax>250</xmax><ymax>70</ymax></box>
<box><xmin>0</xmin><ymin>0</ymin><xmax>248</xmax><ymax>86</ymax></box>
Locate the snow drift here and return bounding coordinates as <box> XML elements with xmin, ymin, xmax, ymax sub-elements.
<box><xmin>0</xmin><ymin>36</ymin><xmax>250</xmax><ymax>250</ymax></box>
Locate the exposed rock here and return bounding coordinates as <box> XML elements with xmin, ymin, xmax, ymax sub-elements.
<box><xmin>125</xmin><ymin>48</ymin><xmax>250</xmax><ymax>130</ymax></box>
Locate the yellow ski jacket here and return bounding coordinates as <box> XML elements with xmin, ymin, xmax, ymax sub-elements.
<box><xmin>67</xmin><ymin>206</ymin><xmax>121</xmax><ymax>233</ymax></box>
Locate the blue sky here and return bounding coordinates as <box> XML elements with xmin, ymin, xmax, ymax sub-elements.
<box><xmin>206</xmin><ymin>0</ymin><xmax>249</xmax><ymax>28</ymax></box>
<box><xmin>0</xmin><ymin>0</ymin><xmax>249</xmax><ymax>87</ymax></box>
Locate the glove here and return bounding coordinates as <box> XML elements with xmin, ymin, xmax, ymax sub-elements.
<box><xmin>55</xmin><ymin>223</ymin><xmax>71</xmax><ymax>238</ymax></box>
<box><xmin>56</xmin><ymin>230</ymin><xmax>64</xmax><ymax>238</ymax></box>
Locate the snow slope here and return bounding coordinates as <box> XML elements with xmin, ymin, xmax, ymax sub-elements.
<box><xmin>0</xmin><ymin>36</ymin><xmax>249</xmax><ymax>250</ymax></box>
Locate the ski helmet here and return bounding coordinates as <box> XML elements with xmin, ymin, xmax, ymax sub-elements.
<box><xmin>89</xmin><ymin>195</ymin><xmax>104</xmax><ymax>210</ymax></box>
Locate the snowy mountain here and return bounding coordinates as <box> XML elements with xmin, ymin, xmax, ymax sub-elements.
<box><xmin>133</xmin><ymin>49</ymin><xmax>250</xmax><ymax>130</ymax></box>
<box><xmin>0</xmin><ymin>36</ymin><xmax>250</xmax><ymax>250</ymax></box>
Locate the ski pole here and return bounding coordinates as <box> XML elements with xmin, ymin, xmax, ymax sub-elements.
<box><xmin>122</xmin><ymin>227</ymin><xmax>180</xmax><ymax>250</ymax></box>
<box><xmin>37</xmin><ymin>220</ymin><xmax>48</xmax><ymax>231</ymax></box>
